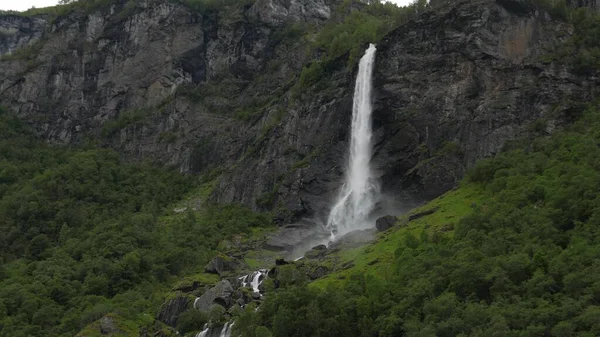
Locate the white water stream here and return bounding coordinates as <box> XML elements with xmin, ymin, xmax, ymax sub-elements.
<box><xmin>326</xmin><ymin>44</ymin><xmax>380</xmax><ymax>239</ymax></box>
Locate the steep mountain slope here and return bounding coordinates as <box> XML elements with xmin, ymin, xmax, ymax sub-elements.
<box><xmin>2</xmin><ymin>0</ymin><xmax>600</xmax><ymax>336</ymax></box>
<box><xmin>1</xmin><ymin>0</ymin><xmax>595</xmax><ymax>225</ymax></box>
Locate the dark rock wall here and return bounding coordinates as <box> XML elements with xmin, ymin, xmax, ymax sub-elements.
<box><xmin>372</xmin><ymin>0</ymin><xmax>593</xmax><ymax>202</ymax></box>
<box><xmin>0</xmin><ymin>0</ymin><xmax>596</xmax><ymax>222</ymax></box>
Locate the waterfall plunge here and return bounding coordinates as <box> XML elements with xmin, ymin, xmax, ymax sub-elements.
<box><xmin>326</xmin><ymin>44</ymin><xmax>379</xmax><ymax>239</ymax></box>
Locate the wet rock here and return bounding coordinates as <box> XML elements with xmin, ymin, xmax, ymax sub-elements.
<box><xmin>157</xmin><ymin>295</ymin><xmax>190</xmax><ymax>327</ymax></box>
<box><xmin>194</xmin><ymin>280</ymin><xmax>234</xmax><ymax>313</ymax></box>
<box><xmin>304</xmin><ymin>244</ymin><xmax>328</xmax><ymax>259</ymax></box>
<box><xmin>205</xmin><ymin>255</ymin><xmax>248</xmax><ymax>276</ymax></box>
<box><xmin>375</xmin><ymin>215</ymin><xmax>397</xmax><ymax>232</ymax></box>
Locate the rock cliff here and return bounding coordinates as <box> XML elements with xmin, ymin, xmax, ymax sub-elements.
<box><xmin>0</xmin><ymin>0</ymin><xmax>595</xmax><ymax>224</ymax></box>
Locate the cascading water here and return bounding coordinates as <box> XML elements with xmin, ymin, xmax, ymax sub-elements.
<box><xmin>195</xmin><ymin>324</ymin><xmax>209</xmax><ymax>337</ymax></box>
<box><xmin>219</xmin><ymin>322</ymin><xmax>234</xmax><ymax>337</ymax></box>
<box><xmin>238</xmin><ymin>269</ymin><xmax>268</xmax><ymax>296</ymax></box>
<box><xmin>194</xmin><ymin>269</ymin><xmax>267</xmax><ymax>336</ymax></box>
<box><xmin>326</xmin><ymin>44</ymin><xmax>380</xmax><ymax>239</ymax></box>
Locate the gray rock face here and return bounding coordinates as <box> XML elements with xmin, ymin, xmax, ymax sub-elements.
<box><xmin>0</xmin><ymin>14</ymin><xmax>47</xmax><ymax>56</ymax></box>
<box><xmin>0</xmin><ymin>0</ymin><xmax>596</xmax><ymax>226</ymax></box>
<box><xmin>194</xmin><ymin>280</ymin><xmax>234</xmax><ymax>312</ymax></box>
<box><xmin>157</xmin><ymin>295</ymin><xmax>190</xmax><ymax>327</ymax></box>
<box><xmin>375</xmin><ymin>215</ymin><xmax>396</xmax><ymax>232</ymax></box>
<box><xmin>248</xmin><ymin>0</ymin><xmax>331</xmax><ymax>25</ymax></box>
<box><xmin>371</xmin><ymin>0</ymin><xmax>593</xmax><ymax>205</ymax></box>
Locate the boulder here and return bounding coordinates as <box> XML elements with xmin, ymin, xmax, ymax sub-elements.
<box><xmin>205</xmin><ymin>255</ymin><xmax>248</xmax><ymax>276</ymax></box>
<box><xmin>375</xmin><ymin>215</ymin><xmax>396</xmax><ymax>232</ymax></box>
<box><xmin>304</xmin><ymin>244</ymin><xmax>328</xmax><ymax>259</ymax></box>
<box><xmin>99</xmin><ymin>315</ymin><xmax>120</xmax><ymax>335</ymax></box>
<box><xmin>194</xmin><ymin>280</ymin><xmax>234</xmax><ymax>312</ymax></box>
<box><xmin>157</xmin><ymin>295</ymin><xmax>190</xmax><ymax>327</ymax></box>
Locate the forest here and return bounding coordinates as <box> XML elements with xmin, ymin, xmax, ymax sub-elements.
<box><xmin>0</xmin><ymin>108</ymin><xmax>273</xmax><ymax>336</ymax></box>
<box><xmin>1</xmin><ymin>0</ymin><xmax>600</xmax><ymax>335</ymax></box>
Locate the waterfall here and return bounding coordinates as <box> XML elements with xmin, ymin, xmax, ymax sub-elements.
<box><xmin>326</xmin><ymin>44</ymin><xmax>379</xmax><ymax>239</ymax></box>
<box><xmin>240</xmin><ymin>269</ymin><xmax>268</xmax><ymax>295</ymax></box>
<box><xmin>219</xmin><ymin>322</ymin><xmax>235</xmax><ymax>337</ymax></box>
<box><xmin>194</xmin><ymin>269</ymin><xmax>267</xmax><ymax>336</ymax></box>
<box><xmin>195</xmin><ymin>324</ymin><xmax>209</xmax><ymax>337</ymax></box>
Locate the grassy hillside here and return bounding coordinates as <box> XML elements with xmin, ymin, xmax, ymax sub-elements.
<box><xmin>230</xmin><ymin>104</ymin><xmax>600</xmax><ymax>337</ymax></box>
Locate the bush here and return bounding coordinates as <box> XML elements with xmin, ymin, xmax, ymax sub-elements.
<box><xmin>176</xmin><ymin>309</ymin><xmax>208</xmax><ymax>335</ymax></box>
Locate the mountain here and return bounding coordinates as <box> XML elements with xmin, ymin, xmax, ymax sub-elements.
<box><xmin>1</xmin><ymin>0</ymin><xmax>599</xmax><ymax>336</ymax></box>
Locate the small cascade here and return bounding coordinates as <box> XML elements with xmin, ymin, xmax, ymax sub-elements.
<box><xmin>219</xmin><ymin>322</ymin><xmax>235</xmax><ymax>337</ymax></box>
<box><xmin>195</xmin><ymin>324</ymin><xmax>209</xmax><ymax>337</ymax></box>
<box><xmin>239</xmin><ymin>269</ymin><xmax>268</xmax><ymax>295</ymax></box>
<box><xmin>249</xmin><ymin>269</ymin><xmax>268</xmax><ymax>294</ymax></box>
<box><xmin>194</xmin><ymin>269</ymin><xmax>268</xmax><ymax>336</ymax></box>
<box><xmin>238</xmin><ymin>275</ymin><xmax>248</xmax><ymax>288</ymax></box>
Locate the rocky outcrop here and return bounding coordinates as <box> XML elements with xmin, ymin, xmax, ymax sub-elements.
<box><xmin>99</xmin><ymin>315</ymin><xmax>120</xmax><ymax>335</ymax></box>
<box><xmin>194</xmin><ymin>280</ymin><xmax>234</xmax><ymax>312</ymax></box>
<box><xmin>248</xmin><ymin>0</ymin><xmax>331</xmax><ymax>24</ymax></box>
<box><xmin>157</xmin><ymin>295</ymin><xmax>190</xmax><ymax>327</ymax></box>
<box><xmin>372</xmin><ymin>0</ymin><xmax>593</xmax><ymax>205</ymax></box>
<box><xmin>205</xmin><ymin>255</ymin><xmax>248</xmax><ymax>276</ymax></box>
<box><xmin>0</xmin><ymin>14</ymin><xmax>47</xmax><ymax>56</ymax></box>
<box><xmin>375</xmin><ymin>215</ymin><xmax>396</xmax><ymax>232</ymax></box>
